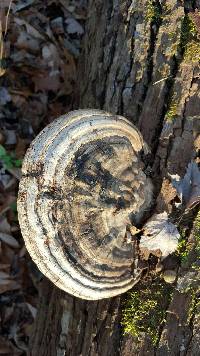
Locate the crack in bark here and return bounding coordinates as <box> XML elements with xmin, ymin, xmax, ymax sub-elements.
<box><xmin>100</xmin><ymin>2</ymin><xmax>119</xmax><ymax>109</ymax></box>
<box><xmin>141</xmin><ymin>0</ymin><xmax>163</xmax><ymax>101</ymax></box>
<box><xmin>119</xmin><ymin>9</ymin><xmax>137</xmax><ymax>115</ymax></box>
<box><xmin>181</xmin><ymin>68</ymin><xmax>194</xmax><ymax>136</ymax></box>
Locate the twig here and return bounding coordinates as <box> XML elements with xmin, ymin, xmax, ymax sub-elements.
<box><xmin>4</xmin><ymin>0</ymin><xmax>13</xmax><ymax>39</ymax></box>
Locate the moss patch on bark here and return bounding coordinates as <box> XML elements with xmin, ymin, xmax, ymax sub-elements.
<box><xmin>121</xmin><ymin>278</ymin><xmax>173</xmax><ymax>345</ymax></box>
<box><xmin>180</xmin><ymin>14</ymin><xmax>200</xmax><ymax>63</ymax></box>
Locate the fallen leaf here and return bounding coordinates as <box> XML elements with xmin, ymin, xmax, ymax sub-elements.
<box><xmin>0</xmin><ymin>216</ymin><xmax>11</xmax><ymax>233</ymax></box>
<box><xmin>0</xmin><ymin>0</ymin><xmax>13</xmax><ymax>8</ymax></box>
<box><xmin>14</xmin><ymin>17</ymin><xmax>45</xmax><ymax>40</ymax></box>
<box><xmin>16</xmin><ymin>30</ymin><xmax>40</xmax><ymax>53</ymax></box>
<box><xmin>12</xmin><ymin>0</ymin><xmax>34</xmax><ymax>13</ymax></box>
<box><xmin>0</xmin><ymin>232</ymin><xmax>20</xmax><ymax>248</ymax></box>
<box><xmin>0</xmin><ymin>193</ymin><xmax>16</xmax><ymax>215</ymax></box>
<box><xmin>0</xmin><ymin>271</ymin><xmax>10</xmax><ymax>279</ymax></box>
<box><xmin>19</xmin><ymin>245</ymin><xmax>26</xmax><ymax>258</ymax></box>
<box><xmin>26</xmin><ymin>302</ymin><xmax>37</xmax><ymax>318</ymax></box>
<box><xmin>0</xmin><ymin>263</ymin><xmax>10</xmax><ymax>271</ymax></box>
<box><xmin>51</xmin><ymin>17</ymin><xmax>64</xmax><ymax>35</ymax></box>
<box><xmin>0</xmin><ymin>336</ymin><xmax>22</xmax><ymax>354</ymax></box>
<box><xmin>33</xmin><ymin>72</ymin><xmax>61</xmax><ymax>92</ymax></box>
<box><xmin>0</xmin><ymin>280</ymin><xmax>20</xmax><ymax>294</ymax></box>
<box><xmin>4</xmin><ymin>128</ymin><xmax>17</xmax><ymax>144</ymax></box>
<box><xmin>7</xmin><ymin>167</ymin><xmax>22</xmax><ymax>180</ymax></box>
<box><xmin>0</xmin><ymin>87</ymin><xmax>11</xmax><ymax>105</ymax></box>
<box><xmin>170</xmin><ymin>161</ymin><xmax>200</xmax><ymax>209</ymax></box>
<box><xmin>140</xmin><ymin>212</ymin><xmax>179</xmax><ymax>259</ymax></box>
<box><xmin>65</xmin><ymin>17</ymin><xmax>84</xmax><ymax>35</ymax></box>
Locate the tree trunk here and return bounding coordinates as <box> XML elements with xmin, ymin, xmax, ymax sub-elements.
<box><xmin>29</xmin><ymin>1</ymin><xmax>200</xmax><ymax>355</ymax></box>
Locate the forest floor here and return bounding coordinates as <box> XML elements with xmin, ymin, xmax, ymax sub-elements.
<box><xmin>0</xmin><ymin>1</ymin><xmax>86</xmax><ymax>354</ymax></box>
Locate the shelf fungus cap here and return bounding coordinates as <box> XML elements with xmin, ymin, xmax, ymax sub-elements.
<box><xmin>17</xmin><ymin>109</ymin><xmax>153</xmax><ymax>300</ymax></box>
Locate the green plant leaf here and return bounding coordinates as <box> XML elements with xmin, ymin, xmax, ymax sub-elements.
<box><xmin>0</xmin><ymin>144</ymin><xmax>7</xmax><ymax>157</ymax></box>
<box><xmin>14</xmin><ymin>159</ymin><xmax>22</xmax><ymax>168</ymax></box>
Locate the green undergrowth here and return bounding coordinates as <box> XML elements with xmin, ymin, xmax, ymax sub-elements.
<box><xmin>0</xmin><ymin>144</ymin><xmax>22</xmax><ymax>169</ymax></box>
<box><xmin>180</xmin><ymin>14</ymin><xmax>200</xmax><ymax>63</ymax></box>
<box><xmin>121</xmin><ymin>278</ymin><xmax>173</xmax><ymax>345</ymax></box>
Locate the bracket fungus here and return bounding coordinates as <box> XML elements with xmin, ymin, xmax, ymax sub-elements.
<box><xmin>17</xmin><ymin>109</ymin><xmax>153</xmax><ymax>300</ymax></box>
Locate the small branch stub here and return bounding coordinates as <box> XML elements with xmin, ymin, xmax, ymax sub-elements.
<box><xmin>17</xmin><ymin>109</ymin><xmax>153</xmax><ymax>300</ymax></box>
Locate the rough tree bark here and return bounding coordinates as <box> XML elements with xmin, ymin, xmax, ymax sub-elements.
<box><xmin>29</xmin><ymin>1</ymin><xmax>200</xmax><ymax>355</ymax></box>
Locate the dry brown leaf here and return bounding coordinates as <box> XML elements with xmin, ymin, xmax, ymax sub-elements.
<box><xmin>7</xmin><ymin>167</ymin><xmax>22</xmax><ymax>180</ymax></box>
<box><xmin>14</xmin><ymin>17</ymin><xmax>45</xmax><ymax>40</ymax></box>
<box><xmin>0</xmin><ymin>232</ymin><xmax>19</xmax><ymax>248</ymax></box>
<box><xmin>1</xmin><ymin>243</ymin><xmax>15</xmax><ymax>262</ymax></box>
<box><xmin>19</xmin><ymin>245</ymin><xmax>26</xmax><ymax>258</ymax></box>
<box><xmin>0</xmin><ymin>216</ymin><xmax>11</xmax><ymax>233</ymax></box>
<box><xmin>0</xmin><ymin>194</ymin><xmax>16</xmax><ymax>215</ymax></box>
<box><xmin>26</xmin><ymin>302</ymin><xmax>37</xmax><ymax>319</ymax></box>
<box><xmin>0</xmin><ymin>280</ymin><xmax>20</xmax><ymax>294</ymax></box>
<box><xmin>0</xmin><ymin>336</ymin><xmax>22</xmax><ymax>354</ymax></box>
<box><xmin>16</xmin><ymin>30</ymin><xmax>40</xmax><ymax>52</ymax></box>
<box><xmin>0</xmin><ymin>0</ymin><xmax>13</xmax><ymax>9</ymax></box>
<box><xmin>0</xmin><ymin>271</ymin><xmax>10</xmax><ymax>279</ymax></box>
<box><xmin>12</xmin><ymin>0</ymin><xmax>34</xmax><ymax>12</ymax></box>
<box><xmin>33</xmin><ymin>72</ymin><xmax>61</xmax><ymax>92</ymax></box>
<box><xmin>0</xmin><ymin>263</ymin><xmax>10</xmax><ymax>270</ymax></box>
<box><xmin>15</xmin><ymin>138</ymin><xmax>27</xmax><ymax>159</ymax></box>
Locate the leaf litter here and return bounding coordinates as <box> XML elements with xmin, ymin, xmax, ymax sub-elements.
<box><xmin>0</xmin><ymin>0</ymin><xmax>87</xmax><ymax>353</ymax></box>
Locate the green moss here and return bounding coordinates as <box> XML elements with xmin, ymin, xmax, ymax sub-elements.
<box><xmin>187</xmin><ymin>289</ymin><xmax>198</xmax><ymax>323</ymax></box>
<box><xmin>176</xmin><ymin>228</ymin><xmax>190</xmax><ymax>263</ymax></box>
<box><xmin>121</xmin><ymin>279</ymin><xmax>172</xmax><ymax>345</ymax></box>
<box><xmin>181</xmin><ymin>15</ymin><xmax>198</xmax><ymax>47</ymax></box>
<box><xmin>191</xmin><ymin>210</ymin><xmax>200</xmax><ymax>269</ymax></box>
<box><xmin>194</xmin><ymin>209</ymin><xmax>200</xmax><ymax>233</ymax></box>
<box><xmin>146</xmin><ymin>0</ymin><xmax>162</xmax><ymax>24</ymax></box>
<box><xmin>165</xmin><ymin>97</ymin><xmax>179</xmax><ymax>121</ymax></box>
<box><xmin>184</xmin><ymin>40</ymin><xmax>200</xmax><ymax>63</ymax></box>
<box><xmin>180</xmin><ymin>15</ymin><xmax>200</xmax><ymax>63</ymax></box>
<box><xmin>162</xmin><ymin>3</ymin><xmax>173</xmax><ymax>14</ymax></box>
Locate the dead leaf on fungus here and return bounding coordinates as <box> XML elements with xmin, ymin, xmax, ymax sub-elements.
<box><xmin>140</xmin><ymin>212</ymin><xmax>180</xmax><ymax>260</ymax></box>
